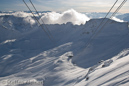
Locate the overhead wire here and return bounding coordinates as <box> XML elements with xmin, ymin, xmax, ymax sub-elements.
<box><xmin>83</xmin><ymin>0</ymin><xmax>119</xmax><ymax>50</ymax></box>
<box><xmin>29</xmin><ymin>0</ymin><xmax>55</xmax><ymax>41</ymax></box>
<box><xmin>110</xmin><ymin>0</ymin><xmax>127</xmax><ymax>19</ymax></box>
<box><xmin>91</xmin><ymin>0</ymin><xmax>119</xmax><ymax>36</ymax></box>
<box><xmin>84</xmin><ymin>0</ymin><xmax>127</xmax><ymax>50</ymax></box>
<box><xmin>94</xmin><ymin>0</ymin><xmax>127</xmax><ymax>37</ymax></box>
<box><xmin>23</xmin><ymin>0</ymin><xmax>55</xmax><ymax>43</ymax></box>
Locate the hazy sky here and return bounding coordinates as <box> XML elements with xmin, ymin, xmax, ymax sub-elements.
<box><xmin>0</xmin><ymin>0</ymin><xmax>128</xmax><ymax>13</ymax></box>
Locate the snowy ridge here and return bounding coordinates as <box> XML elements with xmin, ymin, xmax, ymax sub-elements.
<box><xmin>74</xmin><ymin>50</ymin><xmax>129</xmax><ymax>86</ymax></box>
<box><xmin>0</xmin><ymin>10</ymin><xmax>129</xmax><ymax>86</ymax></box>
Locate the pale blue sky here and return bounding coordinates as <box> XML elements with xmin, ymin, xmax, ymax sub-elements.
<box><xmin>0</xmin><ymin>0</ymin><xmax>128</xmax><ymax>13</ymax></box>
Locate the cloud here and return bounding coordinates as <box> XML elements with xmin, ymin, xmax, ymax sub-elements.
<box><xmin>112</xmin><ymin>17</ymin><xmax>124</xmax><ymax>22</ymax></box>
<box><xmin>39</xmin><ymin>9</ymin><xmax>90</xmax><ymax>25</ymax></box>
<box><xmin>12</xmin><ymin>11</ymin><xmax>35</xmax><ymax>25</ymax></box>
<box><xmin>12</xmin><ymin>11</ymin><xmax>32</xmax><ymax>17</ymax></box>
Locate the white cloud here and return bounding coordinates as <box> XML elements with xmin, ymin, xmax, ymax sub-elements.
<box><xmin>12</xmin><ymin>11</ymin><xmax>32</xmax><ymax>17</ymax></box>
<box><xmin>112</xmin><ymin>17</ymin><xmax>124</xmax><ymax>22</ymax></box>
<box><xmin>12</xmin><ymin>11</ymin><xmax>36</xmax><ymax>25</ymax></box>
<box><xmin>39</xmin><ymin>9</ymin><xmax>90</xmax><ymax>25</ymax></box>
<box><xmin>23</xmin><ymin>16</ymin><xmax>36</xmax><ymax>25</ymax></box>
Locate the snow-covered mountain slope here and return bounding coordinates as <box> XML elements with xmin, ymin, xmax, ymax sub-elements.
<box><xmin>74</xmin><ymin>49</ymin><xmax>129</xmax><ymax>86</ymax></box>
<box><xmin>0</xmin><ymin>10</ymin><xmax>129</xmax><ymax>86</ymax></box>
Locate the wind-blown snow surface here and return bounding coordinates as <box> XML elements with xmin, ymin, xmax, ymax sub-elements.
<box><xmin>0</xmin><ymin>10</ymin><xmax>129</xmax><ymax>86</ymax></box>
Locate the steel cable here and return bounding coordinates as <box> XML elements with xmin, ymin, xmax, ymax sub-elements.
<box><xmin>94</xmin><ymin>0</ymin><xmax>127</xmax><ymax>38</ymax></box>
<box><xmin>23</xmin><ymin>0</ymin><xmax>55</xmax><ymax>43</ymax></box>
<box><xmin>84</xmin><ymin>0</ymin><xmax>127</xmax><ymax>50</ymax></box>
<box><xmin>29</xmin><ymin>0</ymin><xmax>55</xmax><ymax>41</ymax></box>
